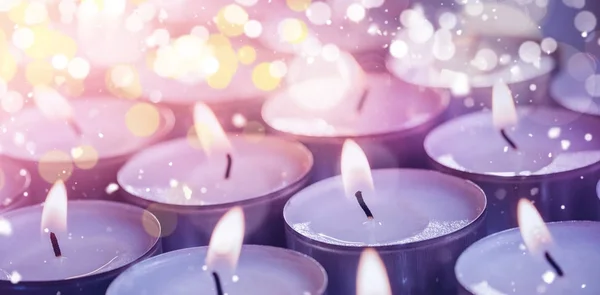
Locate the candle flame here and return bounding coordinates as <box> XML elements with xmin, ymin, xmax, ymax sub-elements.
<box><xmin>518</xmin><ymin>199</ymin><xmax>552</xmax><ymax>254</ymax></box>
<box><xmin>356</xmin><ymin>248</ymin><xmax>392</xmax><ymax>295</ymax></box>
<box><xmin>492</xmin><ymin>81</ymin><xmax>518</xmax><ymax>130</ymax></box>
<box><xmin>33</xmin><ymin>86</ymin><xmax>74</xmax><ymax>121</ymax></box>
<box><xmin>286</xmin><ymin>51</ymin><xmax>366</xmax><ymax>111</ymax></box>
<box><xmin>206</xmin><ymin>206</ymin><xmax>245</xmax><ymax>271</ymax></box>
<box><xmin>193</xmin><ymin>102</ymin><xmax>232</xmax><ymax>156</ymax></box>
<box><xmin>40</xmin><ymin>181</ymin><xmax>68</xmax><ymax>234</ymax></box>
<box><xmin>341</xmin><ymin>140</ymin><xmax>374</xmax><ymax>197</ymax></box>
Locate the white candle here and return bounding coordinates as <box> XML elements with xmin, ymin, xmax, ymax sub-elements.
<box><xmin>262</xmin><ymin>60</ymin><xmax>448</xmax><ymax>181</ymax></box>
<box><xmin>118</xmin><ymin>103</ymin><xmax>313</xmax><ymax>250</ymax></box>
<box><xmin>0</xmin><ymin>162</ymin><xmax>31</xmax><ymax>213</ymax></box>
<box><xmin>107</xmin><ymin>207</ymin><xmax>327</xmax><ymax>295</ymax></box>
<box><xmin>425</xmin><ymin>82</ymin><xmax>600</xmax><ymax>233</ymax></box>
<box><xmin>284</xmin><ymin>140</ymin><xmax>486</xmax><ymax>294</ymax></box>
<box><xmin>0</xmin><ymin>181</ymin><xmax>161</xmax><ymax>294</ymax></box>
<box><xmin>456</xmin><ymin>199</ymin><xmax>600</xmax><ymax>295</ymax></box>
<box><xmin>386</xmin><ymin>26</ymin><xmax>556</xmax><ymax>117</ymax></box>
<box><xmin>0</xmin><ymin>95</ymin><xmax>174</xmax><ymax>201</ymax></box>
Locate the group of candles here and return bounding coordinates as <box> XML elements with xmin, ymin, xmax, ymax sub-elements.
<box><xmin>0</xmin><ymin>1</ymin><xmax>599</xmax><ymax>295</ymax></box>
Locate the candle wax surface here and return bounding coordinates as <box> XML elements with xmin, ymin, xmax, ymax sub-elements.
<box><xmin>0</xmin><ymin>99</ymin><xmax>171</xmax><ymax>162</ymax></box>
<box><xmin>107</xmin><ymin>246</ymin><xmax>326</xmax><ymax>295</ymax></box>
<box><xmin>139</xmin><ymin>39</ymin><xmax>284</xmax><ymax>104</ymax></box>
<box><xmin>118</xmin><ymin>135</ymin><xmax>312</xmax><ymax>205</ymax></box>
<box><xmin>0</xmin><ymin>201</ymin><xmax>159</xmax><ymax>281</ymax></box>
<box><xmin>456</xmin><ymin>221</ymin><xmax>600</xmax><ymax>295</ymax></box>
<box><xmin>284</xmin><ymin>169</ymin><xmax>485</xmax><ymax>246</ymax></box>
<box><xmin>425</xmin><ymin>107</ymin><xmax>600</xmax><ymax>177</ymax></box>
<box><xmin>262</xmin><ymin>74</ymin><xmax>447</xmax><ymax>137</ymax></box>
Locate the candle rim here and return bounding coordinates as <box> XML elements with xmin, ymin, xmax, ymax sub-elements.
<box><xmin>0</xmin><ymin>200</ymin><xmax>162</xmax><ymax>284</ymax></box>
<box><xmin>106</xmin><ymin>244</ymin><xmax>328</xmax><ymax>295</ymax></box>
<box><xmin>117</xmin><ymin>135</ymin><xmax>314</xmax><ymax>209</ymax></box>
<box><xmin>261</xmin><ymin>73</ymin><xmax>450</xmax><ymax>138</ymax></box>
<box><xmin>455</xmin><ymin>220</ymin><xmax>600</xmax><ymax>293</ymax></box>
<box><xmin>424</xmin><ymin>106</ymin><xmax>600</xmax><ymax>181</ymax></box>
<box><xmin>0</xmin><ymin>98</ymin><xmax>176</xmax><ymax>163</ymax></box>
<box><xmin>283</xmin><ymin>168</ymin><xmax>487</xmax><ymax>249</ymax></box>
<box><xmin>0</xmin><ymin>162</ymin><xmax>31</xmax><ymax>213</ymax></box>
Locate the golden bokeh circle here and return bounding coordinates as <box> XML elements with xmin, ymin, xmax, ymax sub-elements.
<box><xmin>71</xmin><ymin>145</ymin><xmax>99</xmax><ymax>170</ymax></box>
<box><xmin>252</xmin><ymin>62</ymin><xmax>281</xmax><ymax>91</ymax></box>
<box><xmin>143</xmin><ymin>203</ymin><xmax>177</xmax><ymax>238</ymax></box>
<box><xmin>38</xmin><ymin>150</ymin><xmax>74</xmax><ymax>183</ymax></box>
<box><xmin>238</xmin><ymin>45</ymin><xmax>256</xmax><ymax>65</ymax></box>
<box><xmin>125</xmin><ymin>102</ymin><xmax>161</xmax><ymax>137</ymax></box>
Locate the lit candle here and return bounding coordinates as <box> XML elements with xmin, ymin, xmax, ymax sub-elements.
<box><xmin>425</xmin><ymin>81</ymin><xmax>600</xmax><ymax>233</ymax></box>
<box><xmin>136</xmin><ymin>33</ymin><xmax>288</xmax><ymax>135</ymax></box>
<box><xmin>386</xmin><ymin>14</ymin><xmax>556</xmax><ymax>117</ymax></box>
<box><xmin>456</xmin><ymin>199</ymin><xmax>600</xmax><ymax>295</ymax></box>
<box><xmin>0</xmin><ymin>163</ymin><xmax>31</xmax><ymax>213</ymax></box>
<box><xmin>0</xmin><ymin>181</ymin><xmax>162</xmax><ymax>294</ymax></box>
<box><xmin>262</xmin><ymin>53</ymin><xmax>448</xmax><ymax>182</ymax></box>
<box><xmin>118</xmin><ymin>103</ymin><xmax>313</xmax><ymax>251</ymax></box>
<box><xmin>0</xmin><ymin>92</ymin><xmax>174</xmax><ymax>201</ymax></box>
<box><xmin>107</xmin><ymin>207</ymin><xmax>327</xmax><ymax>295</ymax></box>
<box><xmin>283</xmin><ymin>140</ymin><xmax>486</xmax><ymax>294</ymax></box>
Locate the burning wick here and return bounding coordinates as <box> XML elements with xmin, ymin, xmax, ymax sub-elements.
<box><xmin>67</xmin><ymin>119</ymin><xmax>83</xmax><ymax>137</ymax></box>
<box><xmin>544</xmin><ymin>251</ymin><xmax>564</xmax><ymax>277</ymax></box>
<box><xmin>354</xmin><ymin>191</ymin><xmax>374</xmax><ymax>219</ymax></box>
<box><xmin>500</xmin><ymin>129</ymin><xmax>518</xmax><ymax>150</ymax></box>
<box><xmin>225</xmin><ymin>153</ymin><xmax>232</xmax><ymax>180</ymax></box>
<box><xmin>212</xmin><ymin>272</ymin><xmax>224</xmax><ymax>295</ymax></box>
<box><xmin>49</xmin><ymin>232</ymin><xmax>62</xmax><ymax>257</ymax></box>
<box><xmin>356</xmin><ymin>88</ymin><xmax>369</xmax><ymax>113</ymax></box>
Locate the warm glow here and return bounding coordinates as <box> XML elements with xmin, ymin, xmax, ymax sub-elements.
<box><xmin>40</xmin><ymin>181</ymin><xmax>68</xmax><ymax>234</ymax></box>
<box><xmin>518</xmin><ymin>199</ymin><xmax>552</xmax><ymax>254</ymax></box>
<box><xmin>206</xmin><ymin>206</ymin><xmax>245</xmax><ymax>270</ymax></box>
<box><xmin>356</xmin><ymin>248</ymin><xmax>392</xmax><ymax>295</ymax></box>
<box><xmin>492</xmin><ymin>81</ymin><xmax>518</xmax><ymax>130</ymax></box>
<box><xmin>33</xmin><ymin>85</ymin><xmax>74</xmax><ymax>120</ymax></box>
<box><xmin>341</xmin><ymin>140</ymin><xmax>374</xmax><ymax>197</ymax></box>
<box><xmin>286</xmin><ymin>52</ymin><xmax>366</xmax><ymax>111</ymax></box>
<box><xmin>193</xmin><ymin>102</ymin><xmax>232</xmax><ymax>155</ymax></box>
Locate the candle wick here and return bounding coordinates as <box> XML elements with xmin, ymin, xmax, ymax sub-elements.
<box><xmin>356</xmin><ymin>88</ymin><xmax>369</xmax><ymax>113</ymax></box>
<box><xmin>500</xmin><ymin>129</ymin><xmax>518</xmax><ymax>150</ymax></box>
<box><xmin>50</xmin><ymin>232</ymin><xmax>62</xmax><ymax>257</ymax></box>
<box><xmin>354</xmin><ymin>191</ymin><xmax>374</xmax><ymax>220</ymax></box>
<box><xmin>544</xmin><ymin>251</ymin><xmax>564</xmax><ymax>277</ymax></box>
<box><xmin>225</xmin><ymin>153</ymin><xmax>232</xmax><ymax>180</ymax></box>
<box><xmin>212</xmin><ymin>271</ymin><xmax>225</xmax><ymax>295</ymax></box>
<box><xmin>67</xmin><ymin>119</ymin><xmax>83</xmax><ymax>138</ymax></box>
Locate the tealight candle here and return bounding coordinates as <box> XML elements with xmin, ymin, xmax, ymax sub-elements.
<box><xmin>118</xmin><ymin>103</ymin><xmax>313</xmax><ymax>251</ymax></box>
<box><xmin>0</xmin><ymin>181</ymin><xmax>162</xmax><ymax>295</ymax></box>
<box><xmin>425</xmin><ymin>82</ymin><xmax>600</xmax><ymax>233</ymax></box>
<box><xmin>0</xmin><ymin>94</ymin><xmax>174</xmax><ymax>201</ymax></box>
<box><xmin>387</xmin><ymin>32</ymin><xmax>556</xmax><ymax>117</ymax></box>
<box><xmin>456</xmin><ymin>199</ymin><xmax>600</xmax><ymax>295</ymax></box>
<box><xmin>107</xmin><ymin>207</ymin><xmax>327</xmax><ymax>295</ymax></box>
<box><xmin>262</xmin><ymin>55</ymin><xmax>448</xmax><ymax>181</ymax></box>
<box><xmin>283</xmin><ymin>140</ymin><xmax>487</xmax><ymax>295</ymax></box>
<box><xmin>136</xmin><ymin>34</ymin><xmax>288</xmax><ymax>135</ymax></box>
<box><xmin>0</xmin><ymin>162</ymin><xmax>31</xmax><ymax>213</ymax></box>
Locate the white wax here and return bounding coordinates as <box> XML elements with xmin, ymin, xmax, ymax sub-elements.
<box><xmin>425</xmin><ymin>107</ymin><xmax>600</xmax><ymax>177</ymax></box>
<box><xmin>551</xmin><ymin>71</ymin><xmax>600</xmax><ymax>116</ymax></box>
<box><xmin>284</xmin><ymin>169</ymin><xmax>485</xmax><ymax>246</ymax></box>
<box><xmin>107</xmin><ymin>246</ymin><xmax>327</xmax><ymax>295</ymax></box>
<box><xmin>0</xmin><ymin>201</ymin><xmax>159</xmax><ymax>281</ymax></box>
<box><xmin>456</xmin><ymin>221</ymin><xmax>600</xmax><ymax>295</ymax></box>
<box><xmin>262</xmin><ymin>74</ymin><xmax>448</xmax><ymax>137</ymax></box>
<box><xmin>138</xmin><ymin>41</ymin><xmax>284</xmax><ymax>105</ymax></box>
<box><xmin>118</xmin><ymin>135</ymin><xmax>312</xmax><ymax>205</ymax></box>
<box><xmin>0</xmin><ymin>99</ymin><xmax>173</xmax><ymax>161</ymax></box>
